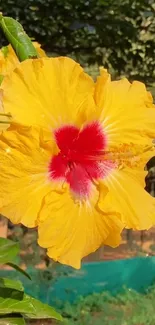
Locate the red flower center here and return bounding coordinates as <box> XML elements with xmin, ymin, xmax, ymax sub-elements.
<box><xmin>49</xmin><ymin>121</ymin><xmax>113</xmax><ymax>198</ymax></box>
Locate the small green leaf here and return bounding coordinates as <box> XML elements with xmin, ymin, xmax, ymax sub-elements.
<box><xmin>6</xmin><ymin>263</ymin><xmax>31</xmax><ymax>280</ymax></box>
<box><xmin>0</xmin><ymin>287</ymin><xmax>62</xmax><ymax>321</ymax></box>
<box><xmin>0</xmin><ymin>238</ymin><xmax>19</xmax><ymax>264</ymax></box>
<box><xmin>0</xmin><ymin>14</ymin><xmax>39</xmax><ymax>61</ymax></box>
<box><xmin>0</xmin><ymin>75</ymin><xmax>4</xmax><ymax>85</ymax></box>
<box><xmin>0</xmin><ymin>316</ymin><xmax>25</xmax><ymax>325</ymax></box>
<box><xmin>0</xmin><ymin>277</ymin><xmax>24</xmax><ymax>292</ymax></box>
<box><xmin>1</xmin><ymin>46</ymin><xmax>9</xmax><ymax>58</ymax></box>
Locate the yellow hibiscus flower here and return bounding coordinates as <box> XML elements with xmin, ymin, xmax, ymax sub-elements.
<box><xmin>0</xmin><ymin>89</ymin><xmax>11</xmax><ymax>130</ymax></box>
<box><xmin>0</xmin><ymin>57</ymin><xmax>155</xmax><ymax>268</ymax></box>
<box><xmin>0</xmin><ymin>42</ymin><xmax>46</xmax><ymax>77</ymax></box>
<box><xmin>0</xmin><ymin>42</ymin><xmax>45</xmax><ymax>130</ymax></box>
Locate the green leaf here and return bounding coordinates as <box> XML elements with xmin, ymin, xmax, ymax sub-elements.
<box><xmin>0</xmin><ymin>288</ymin><xmax>62</xmax><ymax>321</ymax></box>
<box><xmin>23</xmin><ymin>295</ymin><xmax>63</xmax><ymax>320</ymax></box>
<box><xmin>0</xmin><ymin>75</ymin><xmax>4</xmax><ymax>85</ymax></box>
<box><xmin>0</xmin><ymin>239</ymin><xmax>31</xmax><ymax>279</ymax></box>
<box><xmin>0</xmin><ymin>316</ymin><xmax>25</xmax><ymax>325</ymax></box>
<box><xmin>1</xmin><ymin>46</ymin><xmax>9</xmax><ymax>58</ymax></box>
<box><xmin>0</xmin><ymin>238</ymin><xmax>19</xmax><ymax>264</ymax></box>
<box><xmin>0</xmin><ymin>277</ymin><xmax>24</xmax><ymax>292</ymax></box>
<box><xmin>6</xmin><ymin>263</ymin><xmax>31</xmax><ymax>280</ymax></box>
<box><xmin>0</xmin><ymin>14</ymin><xmax>39</xmax><ymax>61</ymax></box>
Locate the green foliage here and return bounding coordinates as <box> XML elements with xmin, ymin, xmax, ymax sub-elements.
<box><xmin>0</xmin><ymin>237</ymin><xmax>62</xmax><ymax>324</ymax></box>
<box><xmin>0</xmin><ymin>288</ymin><xmax>61</xmax><ymax>320</ymax></box>
<box><xmin>8</xmin><ymin>226</ymin><xmax>48</xmax><ymax>267</ymax></box>
<box><xmin>1</xmin><ymin>0</ymin><xmax>155</xmax><ymax>82</ymax></box>
<box><xmin>59</xmin><ymin>286</ymin><xmax>155</xmax><ymax>324</ymax></box>
<box><xmin>0</xmin><ymin>238</ymin><xmax>19</xmax><ymax>264</ymax></box>
<box><xmin>1</xmin><ymin>45</ymin><xmax>8</xmax><ymax>57</ymax></box>
<box><xmin>6</xmin><ymin>263</ymin><xmax>31</xmax><ymax>280</ymax></box>
<box><xmin>0</xmin><ymin>277</ymin><xmax>24</xmax><ymax>291</ymax></box>
<box><xmin>0</xmin><ymin>237</ymin><xmax>31</xmax><ymax>279</ymax></box>
<box><xmin>0</xmin><ymin>14</ymin><xmax>39</xmax><ymax>61</ymax></box>
<box><xmin>0</xmin><ymin>317</ymin><xmax>26</xmax><ymax>325</ymax></box>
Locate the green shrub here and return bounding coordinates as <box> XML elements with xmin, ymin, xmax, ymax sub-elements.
<box><xmin>1</xmin><ymin>0</ymin><xmax>155</xmax><ymax>83</ymax></box>
<box><xmin>59</xmin><ymin>286</ymin><xmax>155</xmax><ymax>325</ymax></box>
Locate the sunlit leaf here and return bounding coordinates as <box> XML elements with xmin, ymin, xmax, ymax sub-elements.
<box><xmin>0</xmin><ymin>238</ymin><xmax>19</xmax><ymax>264</ymax></box>
<box><xmin>1</xmin><ymin>46</ymin><xmax>9</xmax><ymax>57</ymax></box>
<box><xmin>0</xmin><ymin>316</ymin><xmax>25</xmax><ymax>325</ymax></box>
<box><xmin>6</xmin><ymin>263</ymin><xmax>31</xmax><ymax>280</ymax></box>
<box><xmin>0</xmin><ymin>277</ymin><xmax>24</xmax><ymax>292</ymax></box>
<box><xmin>0</xmin><ymin>14</ymin><xmax>39</xmax><ymax>61</ymax></box>
<box><xmin>23</xmin><ymin>295</ymin><xmax>63</xmax><ymax>320</ymax></box>
<box><xmin>0</xmin><ymin>287</ymin><xmax>62</xmax><ymax>321</ymax></box>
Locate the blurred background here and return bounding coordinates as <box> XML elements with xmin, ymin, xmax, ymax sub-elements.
<box><xmin>1</xmin><ymin>0</ymin><xmax>155</xmax><ymax>85</ymax></box>
<box><xmin>1</xmin><ymin>1</ymin><xmax>155</xmax><ymax>323</ymax></box>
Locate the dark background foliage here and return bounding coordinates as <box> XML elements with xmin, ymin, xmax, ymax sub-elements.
<box><xmin>1</xmin><ymin>0</ymin><xmax>155</xmax><ymax>83</ymax></box>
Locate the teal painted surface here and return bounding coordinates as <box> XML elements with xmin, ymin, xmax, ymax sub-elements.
<box><xmin>1</xmin><ymin>257</ymin><xmax>155</xmax><ymax>306</ymax></box>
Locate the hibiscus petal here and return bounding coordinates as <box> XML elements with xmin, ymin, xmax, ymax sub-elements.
<box><xmin>38</xmin><ymin>187</ymin><xmax>124</xmax><ymax>269</ymax></box>
<box><xmin>0</xmin><ymin>43</ymin><xmax>45</xmax><ymax>77</ymax></box>
<box><xmin>66</xmin><ymin>164</ymin><xmax>92</xmax><ymax>198</ymax></box>
<box><xmin>75</xmin><ymin>121</ymin><xmax>107</xmax><ymax>154</ymax></box>
<box><xmin>2</xmin><ymin>57</ymin><xmax>95</xmax><ymax>128</ymax></box>
<box><xmin>99</xmin><ymin>167</ymin><xmax>155</xmax><ymax>230</ymax></box>
<box><xmin>54</xmin><ymin>125</ymin><xmax>79</xmax><ymax>152</ymax></box>
<box><xmin>84</xmin><ymin>160</ymin><xmax>115</xmax><ymax>180</ymax></box>
<box><xmin>95</xmin><ymin>69</ymin><xmax>155</xmax><ymax>147</ymax></box>
<box><xmin>0</xmin><ymin>124</ymin><xmax>56</xmax><ymax>227</ymax></box>
<box><xmin>49</xmin><ymin>153</ymin><xmax>68</xmax><ymax>181</ymax></box>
